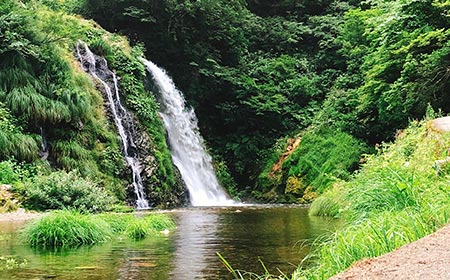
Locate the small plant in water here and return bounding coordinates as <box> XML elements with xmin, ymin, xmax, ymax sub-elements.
<box><xmin>22</xmin><ymin>211</ymin><xmax>112</xmax><ymax>248</ymax></box>
<box><xmin>217</xmin><ymin>252</ymin><xmax>290</xmax><ymax>280</ymax></box>
<box><xmin>0</xmin><ymin>256</ymin><xmax>28</xmax><ymax>271</ymax></box>
<box><xmin>126</xmin><ymin>214</ymin><xmax>176</xmax><ymax>240</ymax></box>
<box><xmin>22</xmin><ymin>211</ymin><xmax>177</xmax><ymax>248</ymax></box>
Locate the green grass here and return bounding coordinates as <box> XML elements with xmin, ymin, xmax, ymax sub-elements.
<box><xmin>125</xmin><ymin>214</ymin><xmax>176</xmax><ymax>240</ymax></box>
<box><xmin>298</xmin><ymin>120</ymin><xmax>450</xmax><ymax>279</ymax></box>
<box><xmin>22</xmin><ymin>211</ymin><xmax>177</xmax><ymax>248</ymax></box>
<box><xmin>97</xmin><ymin>213</ymin><xmax>133</xmax><ymax>233</ymax></box>
<box><xmin>22</xmin><ymin>211</ymin><xmax>112</xmax><ymax>248</ymax></box>
<box><xmin>308</xmin><ymin>185</ymin><xmax>344</xmax><ymax>218</ymax></box>
<box><xmin>296</xmin><ymin>207</ymin><xmax>449</xmax><ymax>279</ymax></box>
<box><xmin>217</xmin><ymin>252</ymin><xmax>290</xmax><ymax>280</ymax></box>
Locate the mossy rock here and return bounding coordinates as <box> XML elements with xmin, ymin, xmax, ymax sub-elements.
<box><xmin>285</xmin><ymin>176</ymin><xmax>305</xmax><ymax>195</ymax></box>
<box><xmin>298</xmin><ymin>186</ymin><xmax>318</xmax><ymax>204</ymax></box>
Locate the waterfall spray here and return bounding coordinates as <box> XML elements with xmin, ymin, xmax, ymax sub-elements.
<box><xmin>142</xmin><ymin>59</ymin><xmax>235</xmax><ymax>206</ymax></box>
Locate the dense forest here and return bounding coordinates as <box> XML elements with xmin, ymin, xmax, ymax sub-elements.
<box><xmin>83</xmin><ymin>0</ymin><xmax>449</xmax><ymax>202</ymax></box>
<box><xmin>1</xmin><ymin>0</ymin><xmax>450</xmax><ymax>278</ymax></box>
<box><xmin>0</xmin><ymin>0</ymin><xmax>449</xmax><ymax>210</ymax></box>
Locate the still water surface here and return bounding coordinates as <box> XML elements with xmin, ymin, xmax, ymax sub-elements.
<box><xmin>0</xmin><ymin>206</ymin><xmax>338</xmax><ymax>279</ymax></box>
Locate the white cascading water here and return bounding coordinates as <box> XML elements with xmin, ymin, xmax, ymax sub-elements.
<box><xmin>142</xmin><ymin>59</ymin><xmax>234</xmax><ymax>206</ymax></box>
<box><xmin>76</xmin><ymin>42</ymin><xmax>149</xmax><ymax>209</ymax></box>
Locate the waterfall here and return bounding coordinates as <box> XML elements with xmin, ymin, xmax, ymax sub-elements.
<box><xmin>39</xmin><ymin>127</ymin><xmax>49</xmax><ymax>160</ymax></box>
<box><xmin>142</xmin><ymin>59</ymin><xmax>234</xmax><ymax>206</ymax></box>
<box><xmin>76</xmin><ymin>41</ymin><xmax>149</xmax><ymax>209</ymax></box>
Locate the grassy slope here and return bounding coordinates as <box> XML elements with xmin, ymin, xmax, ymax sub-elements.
<box><xmin>0</xmin><ymin>0</ymin><xmax>179</xmax><ymax>209</ymax></box>
<box><xmin>296</xmin><ymin>118</ymin><xmax>450</xmax><ymax>279</ymax></box>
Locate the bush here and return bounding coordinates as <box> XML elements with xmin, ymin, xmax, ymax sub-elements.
<box><xmin>0</xmin><ymin>160</ymin><xmax>19</xmax><ymax>184</ymax></box>
<box><xmin>22</xmin><ymin>211</ymin><xmax>112</xmax><ymax>248</ymax></box>
<box><xmin>22</xmin><ymin>171</ymin><xmax>115</xmax><ymax>213</ymax></box>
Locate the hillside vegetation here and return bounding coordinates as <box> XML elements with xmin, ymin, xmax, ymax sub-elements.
<box><xmin>0</xmin><ymin>0</ymin><xmax>185</xmax><ymax>212</ymax></box>
<box><xmin>296</xmin><ymin>118</ymin><xmax>450</xmax><ymax>279</ymax></box>
<box><xmin>0</xmin><ymin>0</ymin><xmax>449</xmax><ymax>278</ymax></box>
<box><xmin>0</xmin><ymin>0</ymin><xmax>449</xmax><ymax>208</ymax></box>
<box><xmin>82</xmin><ymin>0</ymin><xmax>449</xmax><ymax>202</ymax></box>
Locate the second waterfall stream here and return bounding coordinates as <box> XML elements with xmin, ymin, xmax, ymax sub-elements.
<box><xmin>142</xmin><ymin>59</ymin><xmax>234</xmax><ymax>206</ymax></box>
<box><xmin>76</xmin><ymin>42</ymin><xmax>149</xmax><ymax>209</ymax></box>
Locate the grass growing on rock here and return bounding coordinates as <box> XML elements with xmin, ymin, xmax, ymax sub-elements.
<box><xmin>22</xmin><ymin>211</ymin><xmax>176</xmax><ymax>248</ymax></box>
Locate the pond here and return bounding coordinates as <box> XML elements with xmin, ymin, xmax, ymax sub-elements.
<box><xmin>0</xmin><ymin>205</ymin><xmax>338</xmax><ymax>279</ymax></box>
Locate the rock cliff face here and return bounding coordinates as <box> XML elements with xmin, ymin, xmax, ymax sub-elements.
<box><xmin>128</xmin><ymin>118</ymin><xmax>188</xmax><ymax>208</ymax></box>
<box><xmin>77</xmin><ymin>43</ymin><xmax>188</xmax><ymax>208</ymax></box>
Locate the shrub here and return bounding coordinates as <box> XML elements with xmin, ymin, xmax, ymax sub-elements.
<box><xmin>0</xmin><ymin>160</ymin><xmax>19</xmax><ymax>184</ymax></box>
<box><xmin>22</xmin><ymin>170</ymin><xmax>115</xmax><ymax>213</ymax></box>
<box><xmin>22</xmin><ymin>211</ymin><xmax>112</xmax><ymax>248</ymax></box>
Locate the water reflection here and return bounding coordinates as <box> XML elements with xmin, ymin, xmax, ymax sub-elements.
<box><xmin>170</xmin><ymin>209</ymin><xmax>220</xmax><ymax>279</ymax></box>
<box><xmin>0</xmin><ymin>206</ymin><xmax>339</xmax><ymax>279</ymax></box>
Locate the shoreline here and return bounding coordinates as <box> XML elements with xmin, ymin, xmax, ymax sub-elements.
<box><xmin>331</xmin><ymin>224</ymin><xmax>450</xmax><ymax>279</ymax></box>
<box><xmin>0</xmin><ymin>210</ymin><xmax>43</xmax><ymax>222</ymax></box>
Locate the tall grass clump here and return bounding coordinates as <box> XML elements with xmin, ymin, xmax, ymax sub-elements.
<box><xmin>125</xmin><ymin>214</ymin><xmax>175</xmax><ymax>240</ymax></box>
<box><xmin>297</xmin><ymin>207</ymin><xmax>450</xmax><ymax>279</ymax></box>
<box><xmin>22</xmin><ymin>212</ymin><xmax>177</xmax><ymax>249</ymax></box>
<box><xmin>309</xmin><ymin>184</ymin><xmax>345</xmax><ymax>218</ymax></box>
<box><xmin>298</xmin><ymin>120</ymin><xmax>450</xmax><ymax>279</ymax></box>
<box><xmin>23</xmin><ymin>211</ymin><xmax>112</xmax><ymax>248</ymax></box>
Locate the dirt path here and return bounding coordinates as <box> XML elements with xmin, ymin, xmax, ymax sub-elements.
<box><xmin>0</xmin><ymin>210</ymin><xmax>43</xmax><ymax>222</ymax></box>
<box><xmin>331</xmin><ymin>225</ymin><xmax>450</xmax><ymax>280</ymax></box>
